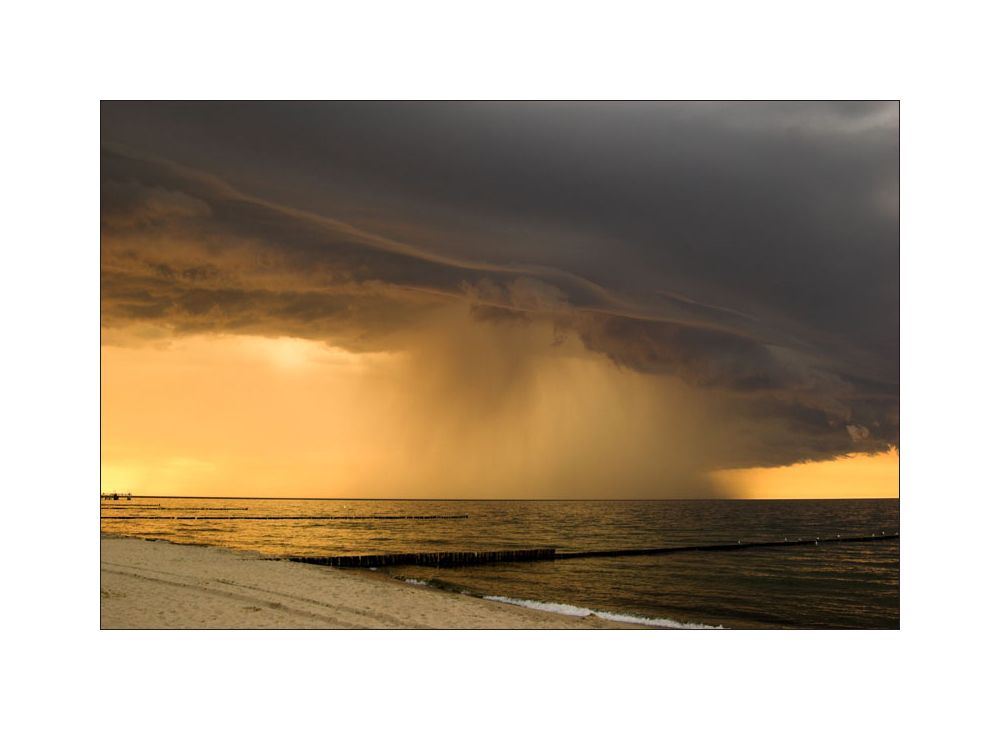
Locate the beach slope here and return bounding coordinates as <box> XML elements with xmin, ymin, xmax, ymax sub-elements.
<box><xmin>101</xmin><ymin>535</ymin><xmax>642</xmax><ymax>629</ymax></box>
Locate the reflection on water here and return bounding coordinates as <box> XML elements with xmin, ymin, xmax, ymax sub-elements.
<box><xmin>101</xmin><ymin>498</ymin><xmax>899</xmax><ymax>629</ymax></box>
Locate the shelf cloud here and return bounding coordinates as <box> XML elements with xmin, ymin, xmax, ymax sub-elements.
<box><xmin>101</xmin><ymin>102</ymin><xmax>898</xmax><ymax>495</ymax></box>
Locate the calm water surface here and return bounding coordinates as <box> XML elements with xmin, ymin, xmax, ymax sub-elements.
<box><xmin>101</xmin><ymin>498</ymin><xmax>899</xmax><ymax>629</ymax></box>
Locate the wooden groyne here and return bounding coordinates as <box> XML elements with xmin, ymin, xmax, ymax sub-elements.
<box><xmin>554</xmin><ymin>533</ymin><xmax>899</xmax><ymax>560</ymax></box>
<box><xmin>100</xmin><ymin>514</ymin><xmax>470</xmax><ymax>521</ymax></box>
<box><xmin>289</xmin><ymin>548</ymin><xmax>556</xmax><ymax>568</ymax></box>
<box><xmin>287</xmin><ymin>533</ymin><xmax>899</xmax><ymax>569</ymax></box>
<box><xmin>100</xmin><ymin>504</ymin><xmax>163</xmax><ymax>509</ymax></box>
<box><xmin>99</xmin><ymin>506</ymin><xmax>248</xmax><ymax>511</ymax></box>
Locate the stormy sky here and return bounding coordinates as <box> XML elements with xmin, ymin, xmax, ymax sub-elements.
<box><xmin>100</xmin><ymin>101</ymin><xmax>898</xmax><ymax>498</ymax></box>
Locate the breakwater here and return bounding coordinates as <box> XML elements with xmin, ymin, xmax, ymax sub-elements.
<box><xmin>289</xmin><ymin>548</ymin><xmax>556</xmax><ymax>568</ymax></box>
<box><xmin>100</xmin><ymin>514</ymin><xmax>470</xmax><ymax>521</ymax></box>
<box><xmin>287</xmin><ymin>533</ymin><xmax>899</xmax><ymax>568</ymax></box>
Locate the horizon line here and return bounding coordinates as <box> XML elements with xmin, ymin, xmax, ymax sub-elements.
<box><xmin>103</xmin><ymin>494</ymin><xmax>901</xmax><ymax>502</ymax></box>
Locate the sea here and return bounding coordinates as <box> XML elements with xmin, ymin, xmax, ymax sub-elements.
<box><xmin>100</xmin><ymin>497</ymin><xmax>899</xmax><ymax>629</ymax></box>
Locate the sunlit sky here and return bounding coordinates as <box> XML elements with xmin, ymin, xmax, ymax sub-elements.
<box><xmin>101</xmin><ymin>102</ymin><xmax>899</xmax><ymax>499</ymax></box>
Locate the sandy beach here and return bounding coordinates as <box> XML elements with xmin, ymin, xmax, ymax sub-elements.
<box><xmin>100</xmin><ymin>534</ymin><xmax>644</xmax><ymax>629</ymax></box>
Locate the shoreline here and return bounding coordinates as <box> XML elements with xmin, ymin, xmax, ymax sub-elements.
<box><xmin>100</xmin><ymin>534</ymin><xmax>651</xmax><ymax>629</ymax></box>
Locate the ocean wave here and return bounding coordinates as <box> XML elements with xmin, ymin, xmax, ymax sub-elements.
<box><xmin>481</xmin><ymin>595</ymin><xmax>724</xmax><ymax>629</ymax></box>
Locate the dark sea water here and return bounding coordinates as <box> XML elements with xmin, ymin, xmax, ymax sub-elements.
<box><xmin>100</xmin><ymin>497</ymin><xmax>899</xmax><ymax>629</ymax></box>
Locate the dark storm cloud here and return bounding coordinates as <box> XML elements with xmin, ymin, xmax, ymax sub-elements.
<box><xmin>100</xmin><ymin>102</ymin><xmax>899</xmax><ymax>466</ymax></box>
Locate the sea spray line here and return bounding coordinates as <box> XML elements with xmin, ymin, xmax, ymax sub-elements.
<box><xmin>480</xmin><ymin>595</ymin><xmax>724</xmax><ymax>629</ymax></box>
<box><xmin>388</xmin><ymin>572</ymin><xmax>722</xmax><ymax>628</ymax></box>
<box><xmin>391</xmin><ymin>572</ymin><xmax>721</xmax><ymax>628</ymax></box>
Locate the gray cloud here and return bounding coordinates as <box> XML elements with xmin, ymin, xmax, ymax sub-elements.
<box><xmin>100</xmin><ymin>102</ymin><xmax>899</xmax><ymax>469</ymax></box>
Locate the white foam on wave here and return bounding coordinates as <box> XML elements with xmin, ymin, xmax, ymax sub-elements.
<box><xmin>403</xmin><ymin>578</ymin><xmax>430</xmax><ymax>586</ymax></box>
<box><xmin>481</xmin><ymin>595</ymin><xmax>724</xmax><ymax>629</ymax></box>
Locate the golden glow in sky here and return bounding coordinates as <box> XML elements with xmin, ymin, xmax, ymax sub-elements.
<box><xmin>101</xmin><ymin>326</ymin><xmax>899</xmax><ymax>499</ymax></box>
<box><xmin>712</xmin><ymin>450</ymin><xmax>900</xmax><ymax>499</ymax></box>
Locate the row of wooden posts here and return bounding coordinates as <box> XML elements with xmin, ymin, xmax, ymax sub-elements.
<box><xmin>287</xmin><ymin>533</ymin><xmax>899</xmax><ymax>569</ymax></box>
<box><xmin>100</xmin><ymin>505</ymin><xmax>241</xmax><ymax>511</ymax></box>
<box><xmin>290</xmin><ymin>548</ymin><xmax>556</xmax><ymax>568</ymax></box>
<box><xmin>100</xmin><ymin>514</ymin><xmax>470</xmax><ymax>521</ymax></box>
